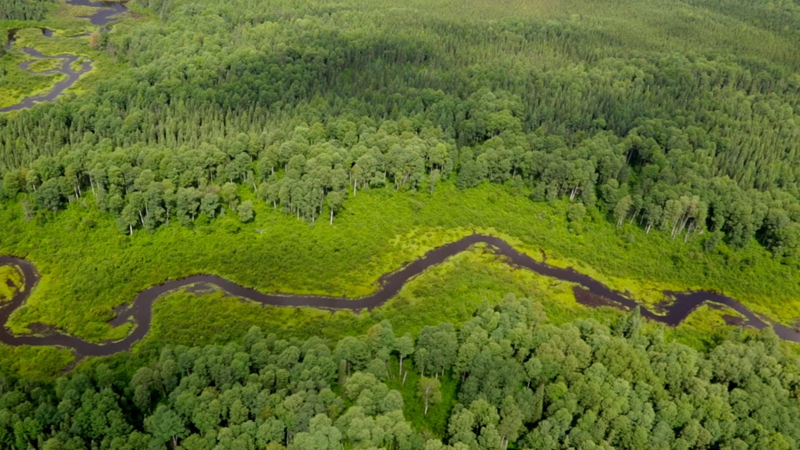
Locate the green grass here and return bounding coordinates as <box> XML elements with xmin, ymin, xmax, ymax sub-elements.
<box><xmin>25</xmin><ymin>57</ymin><xmax>62</xmax><ymax>72</ymax></box>
<box><xmin>0</xmin><ymin>182</ymin><xmax>794</xmax><ymax>380</ymax></box>
<box><xmin>48</xmin><ymin>234</ymin><xmax>751</xmax><ymax>383</ymax></box>
<box><xmin>0</xmin><ymin>264</ymin><xmax>23</xmax><ymax>302</ymax></box>
<box><xmin>129</xmin><ymin>245</ymin><xmax>601</xmax><ymax>352</ymax></box>
<box><xmin>0</xmin><ymin>345</ymin><xmax>74</xmax><ymax>381</ymax></box>
<box><xmin>387</xmin><ymin>358</ymin><xmax>458</xmax><ymax>439</ymax></box>
<box><xmin>663</xmin><ymin>303</ymin><xmax>750</xmax><ymax>349</ymax></box>
<box><xmin>2</xmin><ymin>182</ymin><xmax>799</xmax><ymax>343</ymax></box>
<box><xmin>0</xmin><ymin>48</ymin><xmax>65</xmax><ymax>108</ymax></box>
<box><xmin>0</xmin><ymin>0</ymin><xmax>797</xmax><ymax>390</ymax></box>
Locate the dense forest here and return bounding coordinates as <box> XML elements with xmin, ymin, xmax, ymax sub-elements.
<box><xmin>2</xmin><ymin>0</ymin><xmax>800</xmax><ymax>260</ymax></box>
<box><xmin>2</xmin><ymin>299</ymin><xmax>800</xmax><ymax>450</ymax></box>
<box><xmin>4</xmin><ymin>0</ymin><xmax>800</xmax><ymax>447</ymax></box>
<box><xmin>0</xmin><ymin>0</ymin><xmax>54</xmax><ymax>21</ymax></box>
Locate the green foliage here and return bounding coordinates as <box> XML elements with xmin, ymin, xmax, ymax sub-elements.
<box><xmin>0</xmin><ymin>0</ymin><xmax>798</xmax><ymax>345</ymax></box>
<box><xmin>0</xmin><ymin>47</ymin><xmax>66</xmax><ymax>110</ymax></box>
<box><xmin>3</xmin><ymin>0</ymin><xmax>800</xmax><ymax>259</ymax></box>
<box><xmin>237</xmin><ymin>199</ymin><xmax>254</xmax><ymax>223</ymax></box>
<box><xmin>0</xmin><ymin>0</ymin><xmax>54</xmax><ymax>21</ymax></box>
<box><xmin>5</xmin><ymin>180</ymin><xmax>800</xmax><ymax>347</ymax></box>
<box><xmin>1</xmin><ymin>300</ymin><xmax>800</xmax><ymax>449</ymax></box>
<box><xmin>0</xmin><ymin>265</ymin><xmax>22</xmax><ymax>302</ymax></box>
<box><xmin>2</xmin><ymin>0</ymin><xmax>800</xmax><ymax>443</ymax></box>
<box><xmin>418</xmin><ymin>376</ymin><xmax>443</xmax><ymax>415</ymax></box>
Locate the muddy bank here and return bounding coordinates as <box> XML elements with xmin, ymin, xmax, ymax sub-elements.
<box><xmin>1</xmin><ymin>234</ymin><xmax>799</xmax><ymax>357</ymax></box>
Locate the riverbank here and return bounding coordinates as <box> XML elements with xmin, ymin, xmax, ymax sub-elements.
<box><xmin>4</xmin><ymin>232</ymin><xmax>797</xmax><ymax>361</ymax></box>
<box><xmin>1</xmin><ymin>241</ymin><xmax>771</xmax><ymax>381</ymax></box>
<box><xmin>2</xmin><ymin>182</ymin><xmax>799</xmax><ymax>344</ymax></box>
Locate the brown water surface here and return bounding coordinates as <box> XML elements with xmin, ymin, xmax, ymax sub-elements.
<box><xmin>1</xmin><ymin>234</ymin><xmax>798</xmax><ymax>357</ymax></box>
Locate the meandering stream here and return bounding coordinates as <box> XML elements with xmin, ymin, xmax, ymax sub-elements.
<box><xmin>1</xmin><ymin>234</ymin><xmax>798</xmax><ymax>357</ymax></box>
<box><xmin>0</xmin><ymin>0</ymin><xmax>128</xmax><ymax>113</ymax></box>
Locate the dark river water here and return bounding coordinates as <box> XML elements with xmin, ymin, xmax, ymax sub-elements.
<box><xmin>1</xmin><ymin>234</ymin><xmax>798</xmax><ymax>357</ymax></box>
<box><xmin>0</xmin><ymin>0</ymin><xmax>128</xmax><ymax>113</ymax></box>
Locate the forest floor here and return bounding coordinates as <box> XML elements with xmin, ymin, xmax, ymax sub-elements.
<box><xmin>1</xmin><ymin>182</ymin><xmax>797</xmax><ymax>379</ymax></box>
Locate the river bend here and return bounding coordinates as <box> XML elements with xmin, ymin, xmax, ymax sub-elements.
<box><xmin>0</xmin><ymin>0</ymin><xmax>128</xmax><ymax>113</ymax></box>
<box><xmin>1</xmin><ymin>234</ymin><xmax>798</xmax><ymax>357</ymax></box>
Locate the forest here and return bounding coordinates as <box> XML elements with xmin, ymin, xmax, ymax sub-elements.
<box><xmin>1</xmin><ymin>0</ymin><xmax>800</xmax><ymax>258</ymax></box>
<box><xmin>0</xmin><ymin>0</ymin><xmax>54</xmax><ymax>21</ymax></box>
<box><xmin>3</xmin><ymin>299</ymin><xmax>800</xmax><ymax>450</ymax></box>
<box><xmin>3</xmin><ymin>0</ymin><xmax>800</xmax><ymax>447</ymax></box>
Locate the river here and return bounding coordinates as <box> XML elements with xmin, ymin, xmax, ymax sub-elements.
<box><xmin>1</xmin><ymin>234</ymin><xmax>798</xmax><ymax>357</ymax></box>
<box><xmin>0</xmin><ymin>0</ymin><xmax>128</xmax><ymax>113</ymax></box>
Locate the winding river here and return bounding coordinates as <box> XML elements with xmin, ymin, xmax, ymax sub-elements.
<box><xmin>1</xmin><ymin>234</ymin><xmax>799</xmax><ymax>357</ymax></box>
<box><xmin>0</xmin><ymin>0</ymin><xmax>128</xmax><ymax>113</ymax></box>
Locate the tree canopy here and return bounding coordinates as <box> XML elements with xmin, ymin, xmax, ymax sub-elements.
<box><xmin>1</xmin><ymin>298</ymin><xmax>800</xmax><ymax>449</ymax></box>
<box><xmin>2</xmin><ymin>0</ymin><xmax>800</xmax><ymax>258</ymax></box>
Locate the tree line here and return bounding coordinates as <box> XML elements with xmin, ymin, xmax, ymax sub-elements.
<box><xmin>2</xmin><ymin>0</ymin><xmax>800</xmax><ymax>259</ymax></box>
<box><xmin>3</xmin><ymin>104</ymin><xmax>800</xmax><ymax>259</ymax></box>
<box><xmin>0</xmin><ymin>0</ymin><xmax>53</xmax><ymax>21</ymax></box>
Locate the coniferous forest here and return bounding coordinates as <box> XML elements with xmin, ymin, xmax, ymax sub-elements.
<box><xmin>3</xmin><ymin>0</ymin><xmax>800</xmax><ymax>447</ymax></box>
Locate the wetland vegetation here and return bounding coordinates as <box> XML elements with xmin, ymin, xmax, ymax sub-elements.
<box><xmin>3</xmin><ymin>0</ymin><xmax>800</xmax><ymax>447</ymax></box>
